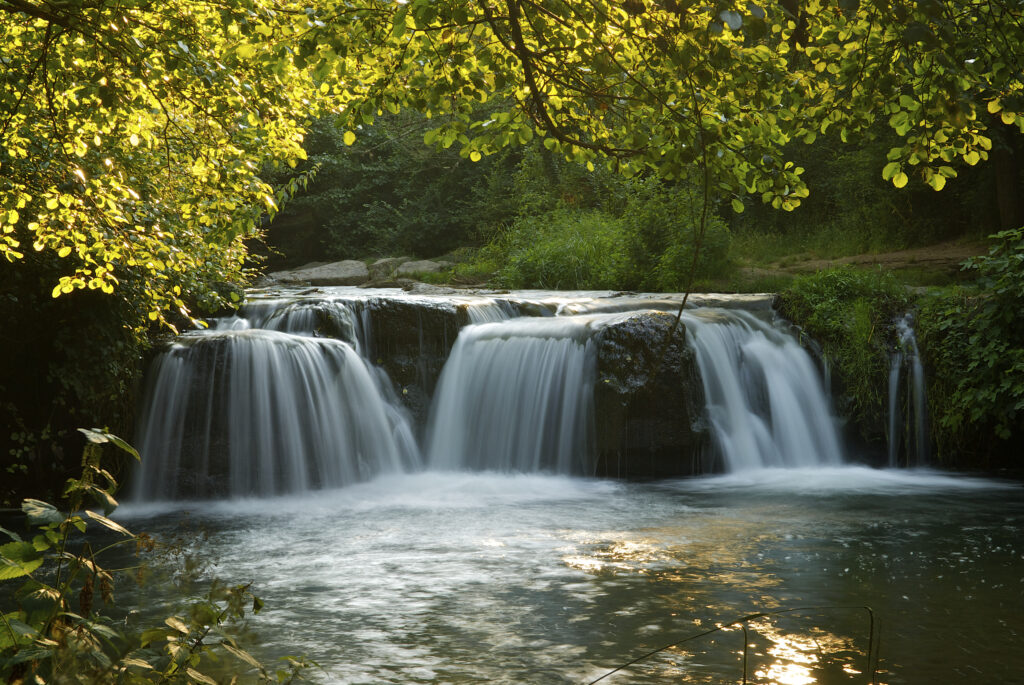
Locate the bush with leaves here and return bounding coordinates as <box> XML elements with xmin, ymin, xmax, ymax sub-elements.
<box><xmin>619</xmin><ymin>179</ymin><xmax>732</xmax><ymax>290</ymax></box>
<box><xmin>779</xmin><ymin>268</ymin><xmax>909</xmax><ymax>448</ymax></box>
<box><xmin>493</xmin><ymin>209</ymin><xmax>629</xmax><ymax>290</ymax></box>
<box><xmin>0</xmin><ymin>430</ymin><xmax>310</xmax><ymax>684</ymax></box>
<box><xmin>917</xmin><ymin>228</ymin><xmax>1024</xmax><ymax>464</ymax></box>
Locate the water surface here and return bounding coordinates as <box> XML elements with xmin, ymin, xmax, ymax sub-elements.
<box><xmin>120</xmin><ymin>468</ymin><xmax>1023</xmax><ymax>684</ymax></box>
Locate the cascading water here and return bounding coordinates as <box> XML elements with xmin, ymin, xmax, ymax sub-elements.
<box><xmin>888</xmin><ymin>314</ymin><xmax>929</xmax><ymax>467</ymax></box>
<box><xmin>132</xmin><ymin>299</ymin><xmax>419</xmax><ymax>500</ymax></box>
<box><xmin>133</xmin><ymin>290</ymin><xmax>855</xmax><ymax>499</ymax></box>
<box><xmin>425</xmin><ymin>317</ymin><xmax>597</xmax><ymax>474</ymax></box>
<box><xmin>684</xmin><ymin>308</ymin><xmax>845</xmax><ymax>470</ymax></box>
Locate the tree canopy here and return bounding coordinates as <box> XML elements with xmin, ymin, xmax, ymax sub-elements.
<box><xmin>2</xmin><ymin>0</ymin><xmax>1023</xmax><ymax>325</ymax></box>
<box><xmin>1</xmin><ymin>0</ymin><xmax>315</xmax><ymax>329</ymax></box>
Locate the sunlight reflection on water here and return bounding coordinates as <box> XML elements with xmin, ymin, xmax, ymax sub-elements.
<box><xmin>118</xmin><ymin>468</ymin><xmax>1023</xmax><ymax>684</ymax></box>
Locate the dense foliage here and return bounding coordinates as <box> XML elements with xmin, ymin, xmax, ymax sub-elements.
<box><xmin>779</xmin><ymin>269</ymin><xmax>909</xmax><ymax>449</ymax></box>
<box><xmin>731</xmin><ymin>126</ymin><xmax>1003</xmax><ymax>257</ymax></box>
<box><xmin>477</xmin><ymin>164</ymin><xmax>733</xmax><ymax>289</ymax></box>
<box><xmin>261</xmin><ymin>113</ymin><xmax>521</xmax><ymax>265</ymax></box>
<box><xmin>0</xmin><ymin>0</ymin><xmax>318</xmax><ymax>500</ymax></box>
<box><xmin>780</xmin><ymin>229</ymin><xmax>1024</xmax><ymax>467</ymax></box>
<box><xmin>1</xmin><ymin>431</ymin><xmax>310</xmax><ymax>683</ymax></box>
<box><xmin>917</xmin><ymin>228</ymin><xmax>1024</xmax><ymax>463</ymax></box>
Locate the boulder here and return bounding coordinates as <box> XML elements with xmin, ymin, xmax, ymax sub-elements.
<box><xmin>368</xmin><ymin>256</ymin><xmax>412</xmax><ymax>280</ymax></box>
<box><xmin>268</xmin><ymin>260</ymin><xmax>370</xmax><ymax>286</ymax></box>
<box><xmin>394</xmin><ymin>259</ymin><xmax>454</xmax><ymax>277</ymax></box>
<box><xmin>593</xmin><ymin>311</ymin><xmax>713</xmax><ymax>478</ymax></box>
<box><xmin>357</xmin><ymin>297</ymin><xmax>463</xmax><ymax>426</ymax></box>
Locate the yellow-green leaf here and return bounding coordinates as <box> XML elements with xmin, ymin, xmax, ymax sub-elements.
<box><xmin>343</xmin><ymin>131</ymin><xmax>356</xmax><ymax>146</ymax></box>
<box><xmin>165</xmin><ymin>616</ymin><xmax>189</xmax><ymax>634</ymax></box>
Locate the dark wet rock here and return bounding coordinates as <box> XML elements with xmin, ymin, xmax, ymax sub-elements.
<box><xmin>593</xmin><ymin>312</ymin><xmax>713</xmax><ymax>478</ymax></box>
<box><xmin>357</xmin><ymin>297</ymin><xmax>463</xmax><ymax>427</ymax></box>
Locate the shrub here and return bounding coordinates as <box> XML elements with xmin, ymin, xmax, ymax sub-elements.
<box><xmin>496</xmin><ymin>209</ymin><xmax>629</xmax><ymax>290</ymax></box>
<box><xmin>779</xmin><ymin>268</ymin><xmax>909</xmax><ymax>444</ymax></box>
<box><xmin>916</xmin><ymin>228</ymin><xmax>1024</xmax><ymax>463</ymax></box>
<box><xmin>0</xmin><ymin>431</ymin><xmax>311</xmax><ymax>684</ymax></box>
<box><xmin>623</xmin><ymin>180</ymin><xmax>732</xmax><ymax>290</ymax></box>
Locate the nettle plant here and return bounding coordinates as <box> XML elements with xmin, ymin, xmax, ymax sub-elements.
<box><xmin>0</xmin><ymin>429</ymin><xmax>310</xmax><ymax>684</ymax></box>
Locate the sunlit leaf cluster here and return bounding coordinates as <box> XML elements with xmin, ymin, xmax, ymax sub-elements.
<box><xmin>0</xmin><ymin>0</ymin><xmax>318</xmax><ymax>330</ymax></box>
<box><xmin>2</xmin><ymin>0</ymin><xmax>1022</xmax><ymax>326</ymax></box>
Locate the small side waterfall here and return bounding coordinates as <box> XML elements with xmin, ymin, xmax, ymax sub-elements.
<box><xmin>426</xmin><ymin>317</ymin><xmax>597</xmax><ymax>474</ymax></box>
<box><xmin>888</xmin><ymin>314</ymin><xmax>929</xmax><ymax>467</ymax></box>
<box><xmin>684</xmin><ymin>309</ymin><xmax>845</xmax><ymax>470</ymax></box>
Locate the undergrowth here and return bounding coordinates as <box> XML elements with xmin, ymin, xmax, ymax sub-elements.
<box><xmin>1</xmin><ymin>430</ymin><xmax>311</xmax><ymax>684</ymax></box>
<box><xmin>778</xmin><ymin>268</ymin><xmax>909</xmax><ymax>447</ymax></box>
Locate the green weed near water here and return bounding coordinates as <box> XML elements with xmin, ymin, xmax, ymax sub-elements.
<box><xmin>915</xmin><ymin>228</ymin><xmax>1024</xmax><ymax>464</ymax></box>
<box><xmin>1</xmin><ymin>430</ymin><xmax>311</xmax><ymax>684</ymax></box>
<box><xmin>778</xmin><ymin>268</ymin><xmax>909</xmax><ymax>445</ymax></box>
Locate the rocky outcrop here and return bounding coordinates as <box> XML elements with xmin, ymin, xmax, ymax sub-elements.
<box><xmin>357</xmin><ymin>297</ymin><xmax>463</xmax><ymax>427</ymax></box>
<box><xmin>368</xmin><ymin>257</ymin><xmax>412</xmax><ymax>280</ymax></box>
<box><xmin>268</xmin><ymin>260</ymin><xmax>370</xmax><ymax>286</ymax></box>
<box><xmin>267</xmin><ymin>257</ymin><xmax>455</xmax><ymax>287</ymax></box>
<box><xmin>395</xmin><ymin>259</ymin><xmax>454</xmax><ymax>277</ymax></box>
<box><xmin>593</xmin><ymin>312</ymin><xmax>712</xmax><ymax>478</ymax></box>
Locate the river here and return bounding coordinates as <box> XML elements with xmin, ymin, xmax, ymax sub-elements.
<box><xmin>120</xmin><ymin>289</ymin><xmax>1024</xmax><ymax>683</ymax></box>
<box><xmin>120</xmin><ymin>467</ymin><xmax>1022</xmax><ymax>684</ymax></box>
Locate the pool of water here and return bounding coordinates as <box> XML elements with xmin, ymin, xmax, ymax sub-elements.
<box><xmin>119</xmin><ymin>467</ymin><xmax>1023</xmax><ymax>684</ymax></box>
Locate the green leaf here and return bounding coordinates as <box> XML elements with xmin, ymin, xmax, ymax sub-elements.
<box><xmin>0</xmin><ymin>542</ymin><xmax>43</xmax><ymax>580</ymax></box>
<box><xmin>84</xmin><ymin>510</ymin><xmax>133</xmax><ymax>537</ymax></box>
<box><xmin>120</xmin><ymin>656</ymin><xmax>155</xmax><ymax>670</ymax></box>
<box><xmin>882</xmin><ymin>161</ymin><xmax>901</xmax><ymax>180</ymax></box>
<box><xmin>78</xmin><ymin>428</ymin><xmax>110</xmax><ymax>444</ymax></box>
<box><xmin>165</xmin><ymin>616</ymin><xmax>190</xmax><ymax>634</ymax></box>
<box><xmin>22</xmin><ymin>499</ymin><xmax>63</xmax><ymax>526</ymax></box>
<box><xmin>0</xmin><ymin>525</ymin><xmax>22</xmax><ymax>542</ymax></box>
<box><xmin>88</xmin><ymin>488</ymin><xmax>119</xmax><ymax>517</ymax></box>
<box><xmin>892</xmin><ymin>172</ymin><xmax>909</xmax><ymax>188</ymax></box>
<box><xmin>106</xmin><ymin>433</ymin><xmax>141</xmax><ymax>461</ymax></box>
<box><xmin>731</xmin><ymin>198</ymin><xmax>745</xmax><ymax>213</ymax></box>
<box><xmin>186</xmin><ymin>668</ymin><xmax>219</xmax><ymax>685</ymax></box>
<box><xmin>221</xmin><ymin>640</ymin><xmax>263</xmax><ymax>669</ymax></box>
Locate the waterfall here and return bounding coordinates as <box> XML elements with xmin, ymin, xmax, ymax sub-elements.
<box><xmin>133</xmin><ymin>290</ymin><xmax>856</xmax><ymax>499</ymax></box>
<box><xmin>132</xmin><ymin>303</ymin><xmax>419</xmax><ymax>500</ymax></box>
<box><xmin>463</xmin><ymin>298</ymin><xmax>517</xmax><ymax>324</ymax></box>
<box><xmin>684</xmin><ymin>309</ymin><xmax>845</xmax><ymax>471</ymax></box>
<box><xmin>425</xmin><ymin>317</ymin><xmax>597</xmax><ymax>474</ymax></box>
<box><xmin>888</xmin><ymin>315</ymin><xmax>929</xmax><ymax>467</ymax></box>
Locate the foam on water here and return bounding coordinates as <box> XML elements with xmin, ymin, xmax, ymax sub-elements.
<box><xmin>661</xmin><ymin>465</ymin><xmax>1021</xmax><ymax>495</ymax></box>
